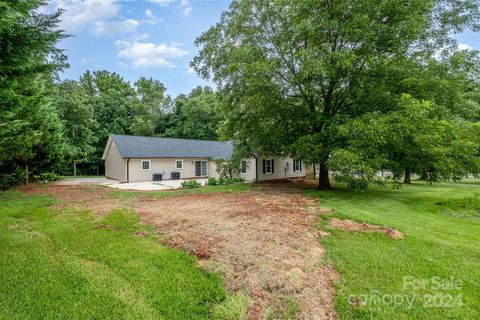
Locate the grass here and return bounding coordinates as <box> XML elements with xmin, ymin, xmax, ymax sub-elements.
<box><xmin>306</xmin><ymin>180</ymin><xmax>480</xmax><ymax>320</ymax></box>
<box><xmin>0</xmin><ymin>191</ymin><xmax>228</xmax><ymax>319</ymax></box>
<box><xmin>108</xmin><ymin>183</ymin><xmax>255</xmax><ymax>199</ymax></box>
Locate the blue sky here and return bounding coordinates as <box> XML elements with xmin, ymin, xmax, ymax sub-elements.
<box><xmin>43</xmin><ymin>1</ymin><xmax>479</xmax><ymax>98</ymax></box>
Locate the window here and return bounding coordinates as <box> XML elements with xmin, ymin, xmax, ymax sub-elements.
<box><xmin>175</xmin><ymin>160</ymin><xmax>183</xmax><ymax>169</ymax></box>
<box><xmin>195</xmin><ymin>160</ymin><xmax>207</xmax><ymax>176</ymax></box>
<box><xmin>241</xmin><ymin>160</ymin><xmax>247</xmax><ymax>174</ymax></box>
<box><xmin>293</xmin><ymin>160</ymin><xmax>301</xmax><ymax>172</ymax></box>
<box><xmin>265</xmin><ymin>159</ymin><xmax>272</xmax><ymax>174</ymax></box>
<box><xmin>141</xmin><ymin>160</ymin><xmax>151</xmax><ymax>171</ymax></box>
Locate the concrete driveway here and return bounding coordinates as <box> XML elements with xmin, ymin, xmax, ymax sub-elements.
<box><xmin>55</xmin><ymin>177</ymin><xmax>208</xmax><ymax>191</ymax></box>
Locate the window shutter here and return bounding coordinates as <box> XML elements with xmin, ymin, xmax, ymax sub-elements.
<box><xmin>300</xmin><ymin>161</ymin><xmax>302</xmax><ymax>171</ymax></box>
<box><xmin>263</xmin><ymin>159</ymin><xmax>266</xmax><ymax>174</ymax></box>
<box><xmin>293</xmin><ymin>160</ymin><xmax>296</xmax><ymax>172</ymax></box>
<box><xmin>271</xmin><ymin>159</ymin><xmax>274</xmax><ymax>173</ymax></box>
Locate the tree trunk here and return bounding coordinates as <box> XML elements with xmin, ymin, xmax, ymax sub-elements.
<box><xmin>73</xmin><ymin>162</ymin><xmax>77</xmax><ymax>176</ymax></box>
<box><xmin>404</xmin><ymin>168</ymin><xmax>411</xmax><ymax>184</ymax></box>
<box><xmin>318</xmin><ymin>162</ymin><xmax>331</xmax><ymax>190</ymax></box>
<box><xmin>25</xmin><ymin>163</ymin><xmax>29</xmax><ymax>185</ymax></box>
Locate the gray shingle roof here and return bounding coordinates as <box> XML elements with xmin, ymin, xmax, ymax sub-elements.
<box><xmin>110</xmin><ymin>134</ymin><xmax>233</xmax><ymax>160</ymax></box>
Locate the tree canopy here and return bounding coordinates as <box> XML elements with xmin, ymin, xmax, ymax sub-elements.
<box><xmin>193</xmin><ymin>0</ymin><xmax>480</xmax><ymax>189</ymax></box>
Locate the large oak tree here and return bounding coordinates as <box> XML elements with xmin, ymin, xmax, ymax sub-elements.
<box><xmin>192</xmin><ymin>0</ymin><xmax>480</xmax><ymax>189</ymax></box>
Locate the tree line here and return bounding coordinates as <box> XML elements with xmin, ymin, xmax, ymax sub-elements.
<box><xmin>0</xmin><ymin>0</ymin><xmax>220</xmax><ymax>188</ymax></box>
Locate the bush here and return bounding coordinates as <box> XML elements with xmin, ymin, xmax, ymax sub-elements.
<box><xmin>208</xmin><ymin>177</ymin><xmax>245</xmax><ymax>186</ymax></box>
<box><xmin>181</xmin><ymin>180</ymin><xmax>202</xmax><ymax>189</ymax></box>
<box><xmin>0</xmin><ymin>168</ymin><xmax>25</xmax><ymax>190</ymax></box>
<box><xmin>207</xmin><ymin>177</ymin><xmax>219</xmax><ymax>186</ymax></box>
<box><xmin>35</xmin><ymin>172</ymin><xmax>63</xmax><ymax>184</ymax></box>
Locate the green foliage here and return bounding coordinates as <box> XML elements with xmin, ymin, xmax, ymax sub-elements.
<box><xmin>181</xmin><ymin>179</ymin><xmax>202</xmax><ymax>189</ymax></box>
<box><xmin>0</xmin><ymin>168</ymin><xmax>25</xmax><ymax>191</ymax></box>
<box><xmin>0</xmin><ymin>0</ymin><xmax>68</xmax><ymax>188</ymax></box>
<box><xmin>207</xmin><ymin>177</ymin><xmax>246</xmax><ymax>186</ymax></box>
<box><xmin>192</xmin><ymin>0</ymin><xmax>480</xmax><ymax>189</ymax></box>
<box><xmin>34</xmin><ymin>172</ymin><xmax>63</xmax><ymax>184</ymax></box>
<box><xmin>212</xmin><ymin>294</ymin><xmax>250</xmax><ymax>320</ymax></box>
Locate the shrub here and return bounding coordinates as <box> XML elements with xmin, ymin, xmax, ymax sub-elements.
<box><xmin>210</xmin><ymin>177</ymin><xmax>245</xmax><ymax>186</ymax></box>
<box><xmin>35</xmin><ymin>172</ymin><xmax>63</xmax><ymax>184</ymax></box>
<box><xmin>181</xmin><ymin>180</ymin><xmax>201</xmax><ymax>189</ymax></box>
<box><xmin>0</xmin><ymin>168</ymin><xmax>25</xmax><ymax>190</ymax></box>
<box><xmin>207</xmin><ymin>177</ymin><xmax>219</xmax><ymax>186</ymax></box>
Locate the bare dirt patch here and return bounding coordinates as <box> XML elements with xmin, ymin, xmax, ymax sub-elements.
<box><xmin>24</xmin><ymin>183</ymin><xmax>339</xmax><ymax>319</ymax></box>
<box><xmin>329</xmin><ymin>218</ymin><xmax>404</xmax><ymax>239</ymax></box>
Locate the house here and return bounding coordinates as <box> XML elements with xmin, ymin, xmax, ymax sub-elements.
<box><xmin>102</xmin><ymin>134</ymin><xmax>306</xmax><ymax>182</ymax></box>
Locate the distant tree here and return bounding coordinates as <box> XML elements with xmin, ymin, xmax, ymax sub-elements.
<box><xmin>55</xmin><ymin>80</ymin><xmax>97</xmax><ymax>175</ymax></box>
<box><xmin>0</xmin><ymin>0</ymin><xmax>67</xmax><ymax>187</ymax></box>
<box><xmin>165</xmin><ymin>86</ymin><xmax>221</xmax><ymax>140</ymax></box>
<box><xmin>130</xmin><ymin>77</ymin><xmax>172</xmax><ymax>136</ymax></box>
<box><xmin>79</xmin><ymin>70</ymin><xmax>135</xmax><ymax>174</ymax></box>
<box><xmin>192</xmin><ymin>0</ymin><xmax>480</xmax><ymax>190</ymax></box>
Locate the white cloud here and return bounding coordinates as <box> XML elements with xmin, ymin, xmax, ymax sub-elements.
<box><xmin>187</xmin><ymin>66</ymin><xmax>195</xmax><ymax>74</ymax></box>
<box><xmin>147</xmin><ymin>0</ymin><xmax>174</xmax><ymax>6</ymax></box>
<box><xmin>178</xmin><ymin>0</ymin><xmax>192</xmax><ymax>16</ymax></box>
<box><xmin>51</xmin><ymin>0</ymin><xmax>138</xmax><ymax>36</ymax></box>
<box><xmin>145</xmin><ymin>9</ymin><xmax>164</xmax><ymax>25</ymax></box>
<box><xmin>91</xmin><ymin>19</ymin><xmax>139</xmax><ymax>36</ymax></box>
<box><xmin>458</xmin><ymin>43</ymin><xmax>472</xmax><ymax>51</ymax></box>
<box><xmin>116</xmin><ymin>41</ymin><xmax>189</xmax><ymax>68</ymax></box>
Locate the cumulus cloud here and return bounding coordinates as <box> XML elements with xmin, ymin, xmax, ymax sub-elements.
<box><xmin>145</xmin><ymin>9</ymin><xmax>163</xmax><ymax>25</ymax></box>
<box><xmin>458</xmin><ymin>43</ymin><xmax>472</xmax><ymax>51</ymax></box>
<box><xmin>116</xmin><ymin>40</ymin><xmax>189</xmax><ymax>68</ymax></box>
<box><xmin>147</xmin><ymin>0</ymin><xmax>175</xmax><ymax>6</ymax></box>
<box><xmin>51</xmin><ymin>0</ymin><xmax>138</xmax><ymax>36</ymax></box>
<box><xmin>178</xmin><ymin>0</ymin><xmax>192</xmax><ymax>16</ymax></box>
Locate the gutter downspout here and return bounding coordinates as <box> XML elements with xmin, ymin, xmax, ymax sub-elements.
<box><xmin>254</xmin><ymin>155</ymin><xmax>258</xmax><ymax>183</ymax></box>
<box><xmin>126</xmin><ymin>158</ymin><xmax>130</xmax><ymax>183</ymax></box>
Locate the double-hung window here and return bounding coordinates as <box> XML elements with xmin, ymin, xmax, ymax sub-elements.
<box><xmin>293</xmin><ymin>160</ymin><xmax>301</xmax><ymax>172</ymax></box>
<box><xmin>141</xmin><ymin>160</ymin><xmax>151</xmax><ymax>171</ymax></box>
<box><xmin>241</xmin><ymin>160</ymin><xmax>247</xmax><ymax>174</ymax></box>
<box><xmin>175</xmin><ymin>160</ymin><xmax>183</xmax><ymax>169</ymax></box>
<box><xmin>265</xmin><ymin>159</ymin><xmax>272</xmax><ymax>174</ymax></box>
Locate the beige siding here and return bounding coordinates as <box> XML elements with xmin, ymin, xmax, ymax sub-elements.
<box><xmin>208</xmin><ymin>161</ymin><xmax>221</xmax><ymax>179</ymax></box>
<box><xmin>127</xmin><ymin>158</ymin><xmax>211</xmax><ymax>182</ymax></box>
<box><xmin>257</xmin><ymin>156</ymin><xmax>305</xmax><ymax>181</ymax></box>
<box><xmin>104</xmin><ymin>142</ymin><xmax>126</xmax><ymax>181</ymax></box>
<box><xmin>240</xmin><ymin>158</ymin><xmax>257</xmax><ymax>181</ymax></box>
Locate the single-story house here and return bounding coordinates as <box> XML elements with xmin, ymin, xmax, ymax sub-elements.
<box><xmin>102</xmin><ymin>134</ymin><xmax>305</xmax><ymax>182</ymax></box>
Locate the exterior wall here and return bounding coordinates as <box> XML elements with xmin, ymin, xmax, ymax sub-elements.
<box><xmin>127</xmin><ymin>158</ymin><xmax>211</xmax><ymax>182</ymax></box>
<box><xmin>208</xmin><ymin>161</ymin><xmax>221</xmax><ymax>179</ymax></box>
<box><xmin>256</xmin><ymin>156</ymin><xmax>305</xmax><ymax>181</ymax></box>
<box><xmin>104</xmin><ymin>142</ymin><xmax>126</xmax><ymax>181</ymax></box>
<box><xmin>240</xmin><ymin>158</ymin><xmax>257</xmax><ymax>181</ymax></box>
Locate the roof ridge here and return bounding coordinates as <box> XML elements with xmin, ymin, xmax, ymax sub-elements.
<box><xmin>110</xmin><ymin>133</ymin><xmax>230</xmax><ymax>144</ymax></box>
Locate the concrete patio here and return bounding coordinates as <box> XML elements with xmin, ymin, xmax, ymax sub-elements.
<box><xmin>55</xmin><ymin>177</ymin><xmax>208</xmax><ymax>191</ymax></box>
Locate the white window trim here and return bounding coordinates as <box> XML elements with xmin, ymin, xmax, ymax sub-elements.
<box><xmin>175</xmin><ymin>160</ymin><xmax>184</xmax><ymax>170</ymax></box>
<box><xmin>265</xmin><ymin>159</ymin><xmax>272</xmax><ymax>175</ymax></box>
<box><xmin>141</xmin><ymin>160</ymin><xmax>151</xmax><ymax>171</ymax></box>
<box><xmin>241</xmin><ymin>160</ymin><xmax>247</xmax><ymax>174</ymax></box>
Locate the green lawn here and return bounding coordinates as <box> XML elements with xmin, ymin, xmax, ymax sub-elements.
<box><xmin>307</xmin><ymin>180</ymin><xmax>480</xmax><ymax>320</ymax></box>
<box><xmin>0</xmin><ymin>191</ymin><xmax>227</xmax><ymax>320</ymax></box>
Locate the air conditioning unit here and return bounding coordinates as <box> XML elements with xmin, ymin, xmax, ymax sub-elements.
<box><xmin>171</xmin><ymin>172</ymin><xmax>180</xmax><ymax>180</ymax></box>
<box><xmin>152</xmin><ymin>173</ymin><xmax>163</xmax><ymax>181</ymax></box>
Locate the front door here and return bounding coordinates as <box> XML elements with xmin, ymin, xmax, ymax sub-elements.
<box><xmin>195</xmin><ymin>160</ymin><xmax>207</xmax><ymax>177</ymax></box>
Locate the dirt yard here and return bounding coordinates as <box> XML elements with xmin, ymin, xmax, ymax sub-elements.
<box><xmin>24</xmin><ymin>183</ymin><xmax>339</xmax><ymax>320</ymax></box>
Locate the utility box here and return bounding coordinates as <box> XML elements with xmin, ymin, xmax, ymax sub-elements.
<box><xmin>152</xmin><ymin>173</ymin><xmax>163</xmax><ymax>181</ymax></box>
<box><xmin>171</xmin><ymin>172</ymin><xmax>180</xmax><ymax>180</ymax></box>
